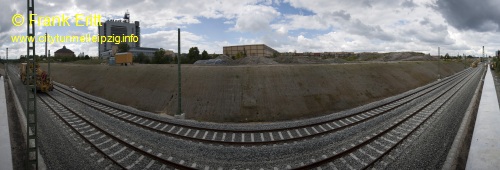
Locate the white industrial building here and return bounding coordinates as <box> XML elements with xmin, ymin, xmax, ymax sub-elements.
<box><xmin>98</xmin><ymin>11</ymin><xmax>140</xmax><ymax>59</ymax></box>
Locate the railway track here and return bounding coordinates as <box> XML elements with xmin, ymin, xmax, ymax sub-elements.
<box><xmin>292</xmin><ymin>66</ymin><xmax>483</xmax><ymax>169</ymax></box>
<box><xmin>17</xmin><ymin>63</ymin><xmax>483</xmax><ymax>169</ymax></box>
<box><xmin>48</xmin><ymin>68</ymin><xmax>475</xmax><ymax>146</ymax></box>
<box><xmin>38</xmin><ymin>93</ymin><xmax>197</xmax><ymax>169</ymax></box>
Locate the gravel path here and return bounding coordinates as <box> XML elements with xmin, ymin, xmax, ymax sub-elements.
<box><xmin>4</xmin><ymin>76</ymin><xmax>26</xmax><ymax>170</ymax></box>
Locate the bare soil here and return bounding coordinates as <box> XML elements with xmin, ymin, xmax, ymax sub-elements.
<box><xmin>39</xmin><ymin>61</ymin><xmax>466</xmax><ymax>123</ymax></box>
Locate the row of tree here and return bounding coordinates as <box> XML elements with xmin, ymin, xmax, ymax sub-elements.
<box><xmin>440</xmin><ymin>53</ymin><xmax>474</xmax><ymax>60</ymax></box>
<box><xmin>187</xmin><ymin>47</ymin><xmax>210</xmax><ymax>64</ymax></box>
<box><xmin>128</xmin><ymin>45</ymin><xmax>212</xmax><ymax>64</ymax></box>
<box><xmin>18</xmin><ymin>54</ymin><xmax>91</xmax><ymax>63</ymax></box>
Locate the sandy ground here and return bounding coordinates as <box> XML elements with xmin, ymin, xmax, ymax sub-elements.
<box><xmin>38</xmin><ymin>61</ymin><xmax>466</xmax><ymax>123</ymax></box>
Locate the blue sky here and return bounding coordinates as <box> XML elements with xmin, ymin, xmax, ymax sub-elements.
<box><xmin>1</xmin><ymin>0</ymin><xmax>500</xmax><ymax>58</ymax></box>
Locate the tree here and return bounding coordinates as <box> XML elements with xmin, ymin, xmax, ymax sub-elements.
<box><xmin>273</xmin><ymin>52</ymin><xmax>279</xmax><ymax>58</ymax></box>
<box><xmin>19</xmin><ymin>56</ymin><xmax>26</xmax><ymax>62</ymax></box>
<box><xmin>187</xmin><ymin>47</ymin><xmax>200</xmax><ymax>63</ymax></box>
<box><xmin>201</xmin><ymin>50</ymin><xmax>209</xmax><ymax>60</ymax></box>
<box><xmin>153</xmin><ymin>48</ymin><xmax>170</xmax><ymax>64</ymax></box>
<box><xmin>118</xmin><ymin>43</ymin><xmax>130</xmax><ymax>53</ymax></box>
<box><xmin>84</xmin><ymin>55</ymin><xmax>90</xmax><ymax>60</ymax></box>
<box><xmin>444</xmin><ymin>53</ymin><xmax>450</xmax><ymax>60</ymax></box>
<box><xmin>235</xmin><ymin>51</ymin><xmax>244</xmax><ymax>59</ymax></box>
<box><xmin>173</xmin><ymin>54</ymin><xmax>189</xmax><ymax>64</ymax></box>
<box><xmin>134</xmin><ymin>52</ymin><xmax>150</xmax><ymax>64</ymax></box>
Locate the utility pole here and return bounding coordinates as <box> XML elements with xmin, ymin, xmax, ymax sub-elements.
<box><xmin>5</xmin><ymin>48</ymin><xmax>7</xmax><ymax>79</ymax></box>
<box><xmin>459</xmin><ymin>52</ymin><xmax>464</xmax><ymax>68</ymax></box>
<box><xmin>48</xmin><ymin>50</ymin><xmax>50</xmax><ymax>78</ymax></box>
<box><xmin>438</xmin><ymin>47</ymin><xmax>441</xmax><ymax>80</ymax></box>
<box><xmin>176</xmin><ymin>28</ymin><xmax>184</xmax><ymax>119</ymax></box>
<box><xmin>464</xmin><ymin>53</ymin><xmax>467</xmax><ymax>68</ymax></box>
<box><xmin>45</xmin><ymin>32</ymin><xmax>47</xmax><ymax>64</ymax></box>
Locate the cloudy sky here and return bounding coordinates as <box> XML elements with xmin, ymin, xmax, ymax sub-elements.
<box><xmin>1</xmin><ymin>0</ymin><xmax>500</xmax><ymax>58</ymax></box>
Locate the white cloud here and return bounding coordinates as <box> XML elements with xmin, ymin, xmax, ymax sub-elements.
<box><xmin>141</xmin><ymin>30</ymin><xmax>225</xmax><ymax>54</ymax></box>
<box><xmin>2</xmin><ymin>0</ymin><xmax>500</xmax><ymax>58</ymax></box>
<box><xmin>223</xmin><ymin>20</ymin><xmax>235</xmax><ymax>25</ymax></box>
<box><xmin>232</xmin><ymin>5</ymin><xmax>280</xmax><ymax>32</ymax></box>
<box><xmin>276</xmin><ymin>26</ymin><xmax>287</xmax><ymax>35</ymax></box>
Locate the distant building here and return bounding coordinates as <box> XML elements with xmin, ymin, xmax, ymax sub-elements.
<box><xmin>98</xmin><ymin>11</ymin><xmax>140</xmax><ymax>59</ymax></box>
<box><xmin>129</xmin><ymin>47</ymin><xmax>174</xmax><ymax>60</ymax></box>
<box><xmin>54</xmin><ymin>46</ymin><xmax>75</xmax><ymax>57</ymax></box>
<box><xmin>223</xmin><ymin>44</ymin><xmax>278</xmax><ymax>58</ymax></box>
<box><xmin>77</xmin><ymin>52</ymin><xmax>85</xmax><ymax>58</ymax></box>
<box><xmin>164</xmin><ymin>50</ymin><xmax>175</xmax><ymax>57</ymax></box>
<box><xmin>129</xmin><ymin>47</ymin><xmax>158</xmax><ymax>59</ymax></box>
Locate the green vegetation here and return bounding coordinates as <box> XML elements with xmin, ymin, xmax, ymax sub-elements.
<box><xmin>16</xmin><ymin>54</ymin><xmax>94</xmax><ymax>63</ymax></box>
<box><xmin>118</xmin><ymin>43</ymin><xmax>130</xmax><ymax>53</ymax></box>
<box><xmin>273</xmin><ymin>52</ymin><xmax>279</xmax><ymax>58</ymax></box>
<box><xmin>183</xmin><ymin>47</ymin><xmax>212</xmax><ymax>64</ymax></box>
<box><xmin>444</xmin><ymin>53</ymin><xmax>450</xmax><ymax>60</ymax></box>
<box><xmin>173</xmin><ymin>55</ymin><xmax>190</xmax><ymax>64</ymax></box>
<box><xmin>152</xmin><ymin>48</ymin><xmax>171</xmax><ymax>64</ymax></box>
<box><xmin>187</xmin><ymin>47</ymin><xmax>201</xmax><ymax>64</ymax></box>
<box><xmin>133</xmin><ymin>52</ymin><xmax>150</xmax><ymax>64</ymax></box>
<box><xmin>345</xmin><ymin>55</ymin><xmax>359</xmax><ymax>61</ymax></box>
<box><xmin>492</xmin><ymin>57</ymin><xmax>500</xmax><ymax>71</ymax></box>
<box><xmin>234</xmin><ymin>51</ymin><xmax>246</xmax><ymax>59</ymax></box>
<box><xmin>201</xmin><ymin>50</ymin><xmax>209</xmax><ymax>60</ymax></box>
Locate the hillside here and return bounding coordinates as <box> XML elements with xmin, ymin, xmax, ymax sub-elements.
<box><xmin>40</xmin><ymin>61</ymin><xmax>466</xmax><ymax>122</ymax></box>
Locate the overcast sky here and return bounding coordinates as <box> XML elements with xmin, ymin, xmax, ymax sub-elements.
<box><xmin>1</xmin><ymin>0</ymin><xmax>500</xmax><ymax>58</ymax></box>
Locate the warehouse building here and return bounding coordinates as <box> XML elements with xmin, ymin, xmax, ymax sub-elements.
<box><xmin>98</xmin><ymin>11</ymin><xmax>140</xmax><ymax>58</ymax></box>
<box><xmin>223</xmin><ymin>44</ymin><xmax>278</xmax><ymax>57</ymax></box>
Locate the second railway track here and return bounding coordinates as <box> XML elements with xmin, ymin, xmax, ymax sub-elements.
<box><xmin>16</xmin><ymin>63</ymin><xmax>484</xmax><ymax>169</ymax></box>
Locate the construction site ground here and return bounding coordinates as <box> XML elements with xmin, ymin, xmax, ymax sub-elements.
<box><xmin>35</xmin><ymin>61</ymin><xmax>467</xmax><ymax>123</ymax></box>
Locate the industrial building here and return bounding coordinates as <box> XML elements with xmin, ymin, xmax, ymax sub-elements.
<box><xmin>129</xmin><ymin>47</ymin><xmax>174</xmax><ymax>60</ymax></box>
<box><xmin>98</xmin><ymin>11</ymin><xmax>140</xmax><ymax>58</ymax></box>
<box><xmin>223</xmin><ymin>44</ymin><xmax>278</xmax><ymax>57</ymax></box>
<box><xmin>129</xmin><ymin>47</ymin><xmax>158</xmax><ymax>59</ymax></box>
<box><xmin>54</xmin><ymin>46</ymin><xmax>75</xmax><ymax>57</ymax></box>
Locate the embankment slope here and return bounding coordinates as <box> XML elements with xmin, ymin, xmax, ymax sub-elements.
<box><xmin>41</xmin><ymin>62</ymin><xmax>465</xmax><ymax>122</ymax></box>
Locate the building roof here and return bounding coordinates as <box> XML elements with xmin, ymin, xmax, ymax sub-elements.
<box><xmin>130</xmin><ymin>47</ymin><xmax>159</xmax><ymax>51</ymax></box>
<box><xmin>54</xmin><ymin>46</ymin><xmax>74</xmax><ymax>54</ymax></box>
<box><xmin>223</xmin><ymin>44</ymin><xmax>269</xmax><ymax>48</ymax></box>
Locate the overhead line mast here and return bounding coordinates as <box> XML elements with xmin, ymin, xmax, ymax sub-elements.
<box><xmin>26</xmin><ymin>0</ymin><xmax>39</xmax><ymax>169</ymax></box>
